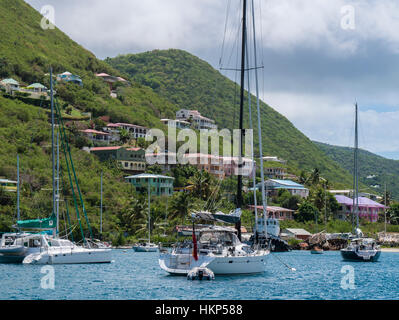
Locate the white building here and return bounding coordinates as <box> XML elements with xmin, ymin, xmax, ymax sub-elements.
<box><xmin>103</xmin><ymin>123</ymin><xmax>148</xmax><ymax>139</ymax></box>
<box><xmin>175</xmin><ymin>109</ymin><xmax>217</xmax><ymax>130</ymax></box>
<box><xmin>160</xmin><ymin>119</ymin><xmax>191</xmax><ymax>129</ymax></box>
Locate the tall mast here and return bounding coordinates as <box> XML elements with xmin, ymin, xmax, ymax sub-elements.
<box><xmin>353</xmin><ymin>103</ymin><xmax>359</xmax><ymax>232</ymax></box>
<box><xmin>250</xmin><ymin>0</ymin><xmax>268</xmax><ymax>238</ymax></box>
<box><xmin>100</xmin><ymin>170</ymin><xmax>103</xmax><ymax>236</ymax></box>
<box><xmin>246</xmin><ymin>39</ymin><xmax>258</xmax><ymax>239</ymax></box>
<box><xmin>17</xmin><ymin>154</ymin><xmax>20</xmax><ymax>223</ymax></box>
<box><xmin>50</xmin><ymin>67</ymin><xmax>56</xmax><ymax>218</ymax></box>
<box><xmin>148</xmin><ymin>180</ymin><xmax>151</xmax><ymax>244</ymax></box>
<box><xmin>236</xmin><ymin>0</ymin><xmax>247</xmax><ymax>241</ymax></box>
<box><xmin>384</xmin><ymin>182</ymin><xmax>387</xmax><ymax>235</ymax></box>
<box><xmin>56</xmin><ymin>131</ymin><xmax>60</xmax><ymax>234</ymax></box>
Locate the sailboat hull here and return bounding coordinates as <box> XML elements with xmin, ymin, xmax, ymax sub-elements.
<box><xmin>23</xmin><ymin>248</ymin><xmax>112</xmax><ymax>264</ymax></box>
<box><xmin>133</xmin><ymin>246</ymin><xmax>158</xmax><ymax>252</ymax></box>
<box><xmin>340</xmin><ymin>249</ymin><xmax>381</xmax><ymax>262</ymax></box>
<box><xmin>159</xmin><ymin>251</ymin><xmax>268</xmax><ymax>275</ymax></box>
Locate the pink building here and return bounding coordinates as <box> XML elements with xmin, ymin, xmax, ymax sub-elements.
<box><xmin>334</xmin><ymin>195</ymin><xmax>387</xmax><ymax>223</ymax></box>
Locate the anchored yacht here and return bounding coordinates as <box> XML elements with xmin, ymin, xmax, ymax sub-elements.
<box><xmin>159</xmin><ymin>225</ymin><xmax>268</xmax><ymax>275</ymax></box>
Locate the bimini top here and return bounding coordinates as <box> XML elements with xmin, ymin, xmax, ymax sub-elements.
<box><xmin>191</xmin><ymin>208</ymin><xmax>242</xmax><ymax>224</ymax></box>
<box><xmin>16</xmin><ymin>213</ymin><xmax>56</xmax><ymax>230</ymax></box>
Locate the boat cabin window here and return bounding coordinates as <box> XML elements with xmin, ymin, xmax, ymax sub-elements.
<box><xmin>199</xmin><ymin>231</ymin><xmax>236</xmax><ymax>246</ymax></box>
<box><xmin>29</xmin><ymin>238</ymin><xmax>42</xmax><ymax>248</ymax></box>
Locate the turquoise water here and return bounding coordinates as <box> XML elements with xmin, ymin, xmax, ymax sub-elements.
<box><xmin>0</xmin><ymin>250</ymin><xmax>398</xmax><ymax>300</ymax></box>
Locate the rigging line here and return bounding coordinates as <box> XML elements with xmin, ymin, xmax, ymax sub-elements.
<box><xmin>251</xmin><ymin>0</ymin><xmax>268</xmax><ymax>234</ymax></box>
<box><xmin>232</xmin><ymin>1</ymin><xmax>244</xmax><ymax>132</ymax></box>
<box><xmin>223</xmin><ymin>4</ymin><xmax>243</xmax><ymax>73</ymax></box>
<box><xmin>55</xmin><ymin>99</ymin><xmax>87</xmax><ymax>243</ymax></box>
<box><xmin>59</xmin><ymin>163</ymin><xmax>74</xmax><ymax>241</ymax></box>
<box><xmin>207</xmin><ymin>172</ymin><xmax>224</xmax><ymax>212</ymax></box>
<box><xmin>258</xmin><ymin>0</ymin><xmax>266</xmax><ymax>104</ymax></box>
<box><xmin>55</xmin><ymin>98</ymin><xmax>93</xmax><ymax>240</ymax></box>
<box><xmin>246</xmin><ymin>34</ymin><xmax>259</xmax><ymax>236</ymax></box>
<box><xmin>219</xmin><ymin>0</ymin><xmax>232</xmax><ymax>68</ymax></box>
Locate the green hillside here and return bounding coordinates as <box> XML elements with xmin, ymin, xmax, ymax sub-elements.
<box><xmin>106</xmin><ymin>49</ymin><xmax>353</xmax><ymax>186</ymax></box>
<box><xmin>0</xmin><ymin>0</ymin><xmax>177</xmax><ymax>240</ymax></box>
<box><xmin>0</xmin><ymin>0</ymin><xmax>177</xmax><ymax>127</ymax></box>
<box><xmin>314</xmin><ymin>141</ymin><xmax>399</xmax><ymax>201</ymax></box>
<box><xmin>0</xmin><ymin>0</ymin><xmax>367</xmax><ymax>240</ymax></box>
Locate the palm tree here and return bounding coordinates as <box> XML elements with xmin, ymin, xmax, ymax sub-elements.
<box><xmin>188</xmin><ymin>170</ymin><xmax>215</xmax><ymax>200</ymax></box>
<box><xmin>121</xmin><ymin>198</ymin><xmax>147</xmax><ymax>234</ymax></box>
<box><xmin>310</xmin><ymin>168</ymin><xmax>320</xmax><ymax>186</ymax></box>
<box><xmin>169</xmin><ymin>192</ymin><xmax>194</xmax><ymax>219</ymax></box>
<box><xmin>119</xmin><ymin>128</ymin><xmax>130</xmax><ymax>144</ymax></box>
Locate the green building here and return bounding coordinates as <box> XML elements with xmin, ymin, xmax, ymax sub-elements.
<box><xmin>125</xmin><ymin>174</ymin><xmax>175</xmax><ymax>196</ymax></box>
<box><xmin>90</xmin><ymin>146</ymin><xmax>146</xmax><ymax>173</ymax></box>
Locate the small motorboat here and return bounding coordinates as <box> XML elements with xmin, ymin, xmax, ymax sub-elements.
<box><xmin>311</xmin><ymin>247</ymin><xmax>324</xmax><ymax>254</ymax></box>
<box><xmin>187</xmin><ymin>267</ymin><xmax>215</xmax><ymax>281</ymax></box>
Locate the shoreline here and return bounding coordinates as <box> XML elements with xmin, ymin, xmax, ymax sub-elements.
<box><xmin>381</xmin><ymin>248</ymin><xmax>399</xmax><ymax>252</ymax></box>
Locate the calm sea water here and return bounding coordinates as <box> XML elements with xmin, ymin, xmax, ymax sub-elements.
<box><xmin>0</xmin><ymin>250</ymin><xmax>398</xmax><ymax>300</ymax></box>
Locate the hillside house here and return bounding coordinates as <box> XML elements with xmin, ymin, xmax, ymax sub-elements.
<box><xmin>90</xmin><ymin>146</ymin><xmax>146</xmax><ymax>173</ymax></box>
<box><xmin>80</xmin><ymin>129</ymin><xmax>111</xmax><ymax>145</ymax></box>
<box><xmin>281</xmin><ymin>228</ymin><xmax>312</xmax><ymax>240</ymax></box>
<box><xmin>95</xmin><ymin>73</ymin><xmax>128</xmax><ymax>98</ymax></box>
<box><xmin>26</xmin><ymin>83</ymin><xmax>47</xmax><ymax>93</ymax></box>
<box><xmin>0</xmin><ymin>78</ymin><xmax>20</xmax><ymax>93</ymax></box>
<box><xmin>176</xmin><ymin>109</ymin><xmax>217</xmax><ymax>130</ymax></box>
<box><xmin>184</xmin><ymin>153</ymin><xmax>225</xmax><ymax>179</ymax></box>
<box><xmin>259</xmin><ymin>179</ymin><xmax>309</xmax><ymax>198</ymax></box>
<box><xmin>0</xmin><ymin>178</ymin><xmax>17</xmax><ymax>192</ymax></box>
<box><xmin>222</xmin><ymin>156</ymin><xmax>255</xmax><ymax>177</ymax></box>
<box><xmin>160</xmin><ymin>119</ymin><xmax>191</xmax><ymax>129</ymax></box>
<box><xmin>57</xmin><ymin>71</ymin><xmax>83</xmax><ymax>86</ymax></box>
<box><xmin>125</xmin><ymin>173</ymin><xmax>174</xmax><ymax>196</ymax></box>
<box><xmin>334</xmin><ymin>195</ymin><xmax>386</xmax><ymax>223</ymax></box>
<box><xmin>103</xmin><ymin>123</ymin><xmax>148</xmax><ymax>139</ymax></box>
<box><xmin>264</xmin><ymin>166</ymin><xmax>287</xmax><ymax>179</ymax></box>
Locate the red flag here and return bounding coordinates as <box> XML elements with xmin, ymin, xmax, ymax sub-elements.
<box><xmin>192</xmin><ymin>223</ymin><xmax>198</xmax><ymax>261</ymax></box>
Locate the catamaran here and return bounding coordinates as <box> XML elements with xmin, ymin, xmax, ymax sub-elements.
<box><xmin>1</xmin><ymin>69</ymin><xmax>111</xmax><ymax>264</ymax></box>
<box><xmin>159</xmin><ymin>0</ymin><xmax>269</xmax><ymax>275</ymax></box>
<box><xmin>340</xmin><ymin>103</ymin><xmax>381</xmax><ymax>262</ymax></box>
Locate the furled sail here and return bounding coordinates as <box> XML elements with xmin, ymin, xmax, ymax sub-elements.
<box><xmin>190</xmin><ymin>208</ymin><xmax>242</xmax><ymax>224</ymax></box>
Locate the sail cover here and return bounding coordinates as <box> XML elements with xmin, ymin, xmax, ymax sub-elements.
<box><xmin>16</xmin><ymin>213</ymin><xmax>57</xmax><ymax>230</ymax></box>
<box><xmin>191</xmin><ymin>208</ymin><xmax>242</xmax><ymax>224</ymax></box>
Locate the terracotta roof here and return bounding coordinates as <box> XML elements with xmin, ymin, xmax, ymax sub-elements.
<box><xmin>80</xmin><ymin>129</ymin><xmax>109</xmax><ymax>135</ymax></box>
<box><xmin>90</xmin><ymin>146</ymin><xmax>122</xmax><ymax>151</ymax></box>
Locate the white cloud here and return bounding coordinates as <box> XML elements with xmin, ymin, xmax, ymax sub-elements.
<box><xmin>264</xmin><ymin>91</ymin><xmax>399</xmax><ymax>156</ymax></box>
<box><xmin>25</xmin><ymin>0</ymin><xmax>399</xmax><ymax>158</ymax></box>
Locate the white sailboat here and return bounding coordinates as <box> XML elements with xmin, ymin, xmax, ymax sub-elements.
<box><xmin>159</xmin><ymin>0</ymin><xmax>269</xmax><ymax>275</ymax></box>
<box><xmin>133</xmin><ymin>179</ymin><xmax>158</xmax><ymax>252</ymax></box>
<box><xmin>340</xmin><ymin>103</ymin><xmax>381</xmax><ymax>262</ymax></box>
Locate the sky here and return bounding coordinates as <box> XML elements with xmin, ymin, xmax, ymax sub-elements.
<box><xmin>26</xmin><ymin>0</ymin><xmax>399</xmax><ymax>160</ymax></box>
